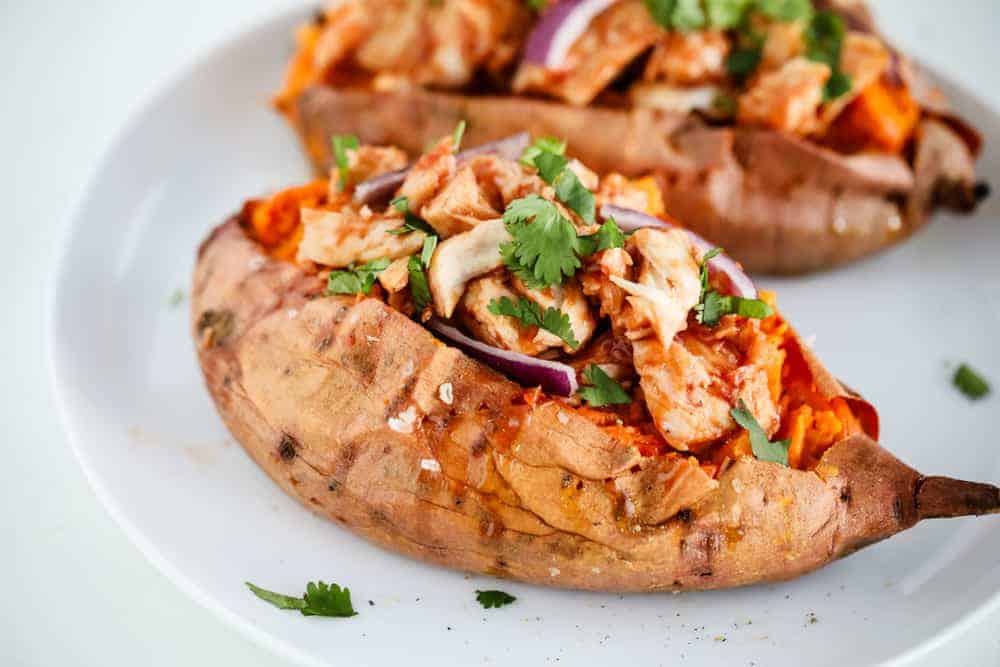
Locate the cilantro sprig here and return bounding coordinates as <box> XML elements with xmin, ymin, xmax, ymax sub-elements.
<box><xmin>408</xmin><ymin>234</ymin><xmax>437</xmax><ymax>310</ymax></box>
<box><xmin>520</xmin><ymin>136</ymin><xmax>566</xmax><ymax>167</ymax></box>
<box><xmin>488</xmin><ymin>296</ymin><xmax>580</xmax><ymax>349</ymax></box>
<box><xmin>332</xmin><ymin>134</ymin><xmax>359</xmax><ymax>193</ymax></box>
<box><xmin>476</xmin><ymin>590</ymin><xmax>517</xmax><ymax>609</ymax></box>
<box><xmin>730</xmin><ymin>399</ymin><xmax>790</xmax><ymax>465</ymax></box>
<box><xmin>576</xmin><ymin>218</ymin><xmax>626</xmax><ymax>255</ymax></box>
<box><xmin>579</xmin><ymin>365</ymin><xmax>632</xmax><ymax>407</ymax></box>
<box><xmin>452</xmin><ymin>120</ymin><xmax>467</xmax><ymax>153</ymax></box>
<box><xmin>694</xmin><ymin>248</ymin><xmax>772</xmax><ymax>326</ymax></box>
<box><xmin>953</xmin><ymin>364</ymin><xmax>991</xmax><ymax>400</ymax></box>
<box><xmin>246</xmin><ymin>581</ymin><xmax>357</xmax><ymax>617</ymax></box>
<box><xmin>806</xmin><ymin>10</ymin><xmax>852</xmax><ymax>101</ymax></box>
<box><xmin>500</xmin><ymin>195</ymin><xmax>582</xmax><ymax>288</ymax></box>
<box><xmin>388</xmin><ymin>196</ymin><xmax>437</xmax><ymax>236</ymax></box>
<box><xmin>521</xmin><ymin>139</ymin><xmax>595</xmax><ymax>223</ymax></box>
<box><xmin>326</xmin><ymin>258</ymin><xmax>391</xmax><ymax>296</ymax></box>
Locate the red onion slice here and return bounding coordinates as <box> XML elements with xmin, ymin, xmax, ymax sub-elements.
<box><xmin>600</xmin><ymin>204</ymin><xmax>758</xmax><ymax>299</ymax></box>
<box><xmin>524</xmin><ymin>0</ymin><xmax>617</xmax><ymax>69</ymax></box>
<box><xmin>426</xmin><ymin>319</ymin><xmax>579</xmax><ymax>397</ymax></box>
<box><xmin>353</xmin><ymin>133</ymin><xmax>532</xmax><ymax>206</ymax></box>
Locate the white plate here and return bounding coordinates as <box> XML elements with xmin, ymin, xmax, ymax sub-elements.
<box><xmin>50</xmin><ymin>7</ymin><xmax>1000</xmax><ymax>666</ymax></box>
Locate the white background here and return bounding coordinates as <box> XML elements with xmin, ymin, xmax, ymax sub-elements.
<box><xmin>4</xmin><ymin>1</ymin><xmax>999</xmax><ymax>665</ymax></box>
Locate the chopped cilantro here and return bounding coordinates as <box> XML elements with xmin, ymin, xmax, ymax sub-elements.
<box><xmin>476</xmin><ymin>590</ymin><xmax>516</xmax><ymax>609</ymax></box>
<box><xmin>246</xmin><ymin>581</ymin><xmax>357</xmax><ymax>617</ymax></box>
<box><xmin>805</xmin><ymin>10</ymin><xmax>852</xmax><ymax>100</ymax></box>
<box><xmin>726</xmin><ymin>44</ymin><xmax>763</xmax><ymax>80</ymax></box>
<box><xmin>420</xmin><ymin>234</ymin><xmax>438</xmax><ymax>268</ymax></box>
<box><xmin>704</xmin><ymin>0</ymin><xmax>754</xmax><ymax>29</ymax></box>
<box><xmin>953</xmin><ymin>364</ymin><xmax>991</xmax><ymax>400</ymax></box>
<box><xmin>579</xmin><ymin>365</ymin><xmax>632</xmax><ymax>407</ymax></box>
<box><xmin>167</xmin><ymin>288</ymin><xmax>186</xmax><ymax>308</ymax></box>
<box><xmin>756</xmin><ymin>0</ymin><xmax>813</xmax><ymax>22</ymax></box>
<box><xmin>500</xmin><ymin>195</ymin><xmax>582</xmax><ymax>288</ymax></box>
<box><xmin>730</xmin><ymin>399</ymin><xmax>790</xmax><ymax>465</ymax></box>
<box><xmin>644</xmin><ymin>0</ymin><xmax>706</xmax><ymax>31</ymax></box>
<box><xmin>522</xmin><ymin>141</ymin><xmax>595</xmax><ymax>223</ymax></box>
<box><xmin>520</xmin><ymin>136</ymin><xmax>567</xmax><ymax>167</ymax></box>
<box><xmin>388</xmin><ymin>196</ymin><xmax>437</xmax><ymax>236</ymax></box>
<box><xmin>823</xmin><ymin>70</ymin><xmax>853</xmax><ymax>101</ymax></box>
<box><xmin>407</xmin><ymin>255</ymin><xmax>432</xmax><ymax>310</ymax></box>
<box><xmin>488</xmin><ymin>296</ymin><xmax>580</xmax><ymax>349</ymax></box>
<box><xmin>694</xmin><ymin>248</ymin><xmax>772</xmax><ymax>326</ymax></box>
<box><xmin>326</xmin><ymin>258</ymin><xmax>391</xmax><ymax>296</ymax></box>
<box><xmin>553</xmin><ymin>168</ymin><xmax>596</xmax><ymax>223</ymax></box>
<box><xmin>452</xmin><ymin>120</ymin><xmax>467</xmax><ymax>153</ymax></box>
<box><xmin>576</xmin><ymin>218</ymin><xmax>626</xmax><ymax>256</ymax></box>
<box><xmin>332</xmin><ymin>134</ymin><xmax>359</xmax><ymax>192</ymax></box>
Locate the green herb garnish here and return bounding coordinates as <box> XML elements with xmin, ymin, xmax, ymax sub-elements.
<box><xmin>644</xmin><ymin>0</ymin><xmax>706</xmax><ymax>31</ymax></box>
<box><xmin>726</xmin><ymin>44</ymin><xmax>763</xmax><ymax>79</ymax></box>
<box><xmin>705</xmin><ymin>0</ymin><xmax>754</xmax><ymax>29</ymax></box>
<box><xmin>500</xmin><ymin>195</ymin><xmax>582</xmax><ymax>288</ymax></box>
<box><xmin>730</xmin><ymin>399</ymin><xmax>790</xmax><ymax>465</ymax></box>
<box><xmin>694</xmin><ymin>248</ymin><xmax>772</xmax><ymax>326</ymax></box>
<box><xmin>522</xmin><ymin>142</ymin><xmax>595</xmax><ymax>223</ymax></box>
<box><xmin>332</xmin><ymin>134</ymin><xmax>360</xmax><ymax>192</ymax></box>
<box><xmin>953</xmin><ymin>364</ymin><xmax>991</xmax><ymax>400</ymax></box>
<box><xmin>326</xmin><ymin>258</ymin><xmax>391</xmax><ymax>296</ymax></box>
<box><xmin>388</xmin><ymin>196</ymin><xmax>437</xmax><ymax>236</ymax></box>
<box><xmin>476</xmin><ymin>590</ymin><xmax>517</xmax><ymax>609</ymax></box>
<box><xmin>246</xmin><ymin>581</ymin><xmax>357</xmax><ymax>617</ymax></box>
<box><xmin>520</xmin><ymin>136</ymin><xmax>567</xmax><ymax>167</ymax></box>
<box><xmin>167</xmin><ymin>288</ymin><xmax>186</xmax><ymax>308</ymax></box>
<box><xmin>579</xmin><ymin>365</ymin><xmax>632</xmax><ymax>407</ymax></box>
<box><xmin>407</xmin><ymin>255</ymin><xmax>433</xmax><ymax>310</ymax></box>
<box><xmin>805</xmin><ymin>10</ymin><xmax>852</xmax><ymax>100</ymax></box>
<box><xmin>756</xmin><ymin>0</ymin><xmax>813</xmax><ymax>22</ymax></box>
<box><xmin>452</xmin><ymin>120</ymin><xmax>467</xmax><ymax>153</ymax></box>
<box><xmin>487</xmin><ymin>296</ymin><xmax>580</xmax><ymax>349</ymax></box>
<box><xmin>576</xmin><ymin>218</ymin><xmax>626</xmax><ymax>256</ymax></box>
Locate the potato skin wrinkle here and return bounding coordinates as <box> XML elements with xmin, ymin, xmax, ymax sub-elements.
<box><xmin>192</xmin><ymin>218</ymin><xmax>999</xmax><ymax>591</ymax></box>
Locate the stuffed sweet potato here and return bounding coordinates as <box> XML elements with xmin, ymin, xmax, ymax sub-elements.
<box><xmin>275</xmin><ymin>0</ymin><xmax>986</xmax><ymax>274</ymax></box>
<box><xmin>192</xmin><ymin>134</ymin><xmax>998</xmax><ymax>591</ymax></box>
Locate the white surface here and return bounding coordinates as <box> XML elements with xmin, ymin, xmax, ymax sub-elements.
<box><xmin>5</xmin><ymin>1</ymin><xmax>1000</xmax><ymax>665</ymax></box>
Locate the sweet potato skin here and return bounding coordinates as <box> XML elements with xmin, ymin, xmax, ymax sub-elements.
<box><xmin>288</xmin><ymin>84</ymin><xmax>979</xmax><ymax>274</ymax></box>
<box><xmin>192</xmin><ymin>219</ymin><xmax>997</xmax><ymax>591</ymax></box>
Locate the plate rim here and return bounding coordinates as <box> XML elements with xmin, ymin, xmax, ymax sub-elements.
<box><xmin>45</xmin><ymin>5</ymin><xmax>1000</xmax><ymax>666</ymax></box>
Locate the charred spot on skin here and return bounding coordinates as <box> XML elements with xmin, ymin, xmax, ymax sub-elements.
<box><xmin>469</xmin><ymin>433</ymin><xmax>489</xmax><ymax>458</ymax></box>
<box><xmin>561</xmin><ymin>473</ymin><xmax>573</xmax><ymax>489</ymax></box>
<box><xmin>677</xmin><ymin>508</ymin><xmax>693</xmax><ymax>523</ymax></box>
<box><xmin>312</xmin><ymin>8</ymin><xmax>327</xmax><ymax>25</ymax></box>
<box><xmin>673</xmin><ymin>580</ymin><xmax>683</xmax><ymax>588</ymax></box>
<box><xmin>316</xmin><ymin>336</ymin><xmax>332</xmax><ymax>353</ymax></box>
<box><xmin>222</xmin><ymin>375</ymin><xmax>233</xmax><ymax>388</ymax></box>
<box><xmin>328</xmin><ymin>479</ymin><xmax>341</xmax><ymax>492</ymax></box>
<box><xmin>840</xmin><ymin>487</ymin><xmax>851</xmax><ymax>504</ymax></box>
<box><xmin>197</xmin><ymin>309</ymin><xmax>235</xmax><ymax>347</ymax></box>
<box><xmin>699</xmin><ymin>570</ymin><xmax>714</xmax><ymax>577</ymax></box>
<box><xmin>892</xmin><ymin>496</ymin><xmax>904</xmax><ymax>522</ymax></box>
<box><xmin>309</xmin><ymin>496</ymin><xmax>323</xmax><ymax>507</ymax></box>
<box><xmin>495</xmin><ymin>557</ymin><xmax>509</xmax><ymax>570</ymax></box>
<box><xmin>278</xmin><ymin>434</ymin><xmax>298</xmax><ymax>461</ymax></box>
<box><xmin>973</xmin><ymin>181</ymin><xmax>991</xmax><ymax>203</ymax></box>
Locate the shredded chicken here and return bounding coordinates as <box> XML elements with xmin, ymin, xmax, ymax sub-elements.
<box><xmin>738</xmin><ymin>58</ymin><xmax>831</xmax><ymax>135</ymax></box>
<box><xmin>333</xmin><ymin>144</ymin><xmax>408</xmax><ymax>195</ymax></box>
<box><xmin>643</xmin><ymin>30</ymin><xmax>730</xmax><ymax>86</ymax></box>
<box><xmin>466</xmin><ymin>154</ymin><xmax>548</xmax><ymax>208</ymax></box>
<box><xmin>398</xmin><ymin>137</ymin><xmax>457</xmax><ymax>212</ymax></box>
<box><xmin>458</xmin><ymin>275</ymin><xmax>555</xmax><ymax>356</ymax></box>
<box><xmin>422</xmin><ymin>166</ymin><xmax>500</xmax><ymax>238</ymax></box>
<box><xmin>758</xmin><ymin>20</ymin><xmax>806</xmax><ymax>73</ymax></box>
<box><xmin>377</xmin><ymin>256</ymin><xmax>411</xmax><ymax>292</ymax></box>
<box><xmin>427</xmin><ymin>218</ymin><xmax>511</xmax><ymax>318</ymax></box>
<box><xmin>297</xmin><ymin>207</ymin><xmax>424</xmax><ymax>267</ymax></box>
<box><xmin>313</xmin><ymin>1</ymin><xmax>372</xmax><ymax>72</ymax></box>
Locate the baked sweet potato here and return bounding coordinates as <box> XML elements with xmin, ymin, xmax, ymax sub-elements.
<box><xmin>191</xmin><ymin>137</ymin><xmax>998</xmax><ymax>591</ymax></box>
<box><xmin>276</xmin><ymin>0</ymin><xmax>985</xmax><ymax>274</ymax></box>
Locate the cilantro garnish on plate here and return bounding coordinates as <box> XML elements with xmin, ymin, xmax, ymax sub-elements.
<box><xmin>246</xmin><ymin>580</ymin><xmax>357</xmax><ymax>617</ymax></box>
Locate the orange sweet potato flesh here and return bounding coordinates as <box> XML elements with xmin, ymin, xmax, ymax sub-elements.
<box><xmin>825</xmin><ymin>78</ymin><xmax>920</xmax><ymax>154</ymax></box>
<box><xmin>191</xmin><ymin>216</ymin><xmax>999</xmax><ymax>591</ymax></box>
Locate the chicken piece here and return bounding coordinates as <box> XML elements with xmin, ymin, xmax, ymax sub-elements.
<box><xmin>608</xmin><ymin>228</ymin><xmax>702</xmax><ymax>347</ymax></box>
<box><xmin>629</xmin><ymin>82</ymin><xmax>723</xmax><ymax>114</ymax></box>
<box><xmin>421</xmin><ymin>166</ymin><xmax>500</xmax><ymax>238</ymax></box>
<box><xmin>314</xmin><ymin>1</ymin><xmax>372</xmax><ymax>72</ymax></box>
<box><xmin>512</xmin><ymin>0</ymin><xmax>663</xmax><ymax>107</ymax></box>
<box><xmin>296</xmin><ymin>207</ymin><xmax>424</xmax><ymax>267</ymax></box>
<box><xmin>759</xmin><ymin>20</ymin><xmax>806</xmax><ymax>72</ymax></box>
<box><xmin>738</xmin><ymin>58</ymin><xmax>831</xmax><ymax>135</ymax></box>
<box><xmin>398</xmin><ymin>137</ymin><xmax>457</xmax><ymax>212</ymax></box>
<box><xmin>579</xmin><ymin>247</ymin><xmax>633</xmax><ymax>324</ymax></box>
<box><xmin>355</xmin><ymin>0</ymin><xmax>426</xmax><ymax>73</ymax></box>
<box><xmin>424</xmin><ymin>0</ymin><xmax>514</xmax><ymax>86</ymax></box>
<box><xmin>377</xmin><ymin>256</ymin><xmax>411</xmax><ymax>293</ymax></box>
<box><xmin>818</xmin><ymin>32</ymin><xmax>891</xmax><ymax>129</ymax></box>
<box><xmin>466</xmin><ymin>154</ymin><xmax>548</xmax><ymax>208</ymax></box>
<box><xmin>643</xmin><ymin>30</ymin><xmax>729</xmax><ymax>86</ymax></box>
<box><xmin>332</xmin><ymin>144</ymin><xmax>409</xmax><ymax>195</ymax></box>
<box><xmin>458</xmin><ymin>276</ymin><xmax>555</xmax><ymax>356</ymax></box>
<box><xmin>566</xmin><ymin>159</ymin><xmax>599</xmax><ymax>192</ymax></box>
<box><xmin>428</xmin><ymin>218</ymin><xmax>511</xmax><ymax>318</ymax></box>
<box><xmin>595</xmin><ymin>173</ymin><xmax>651</xmax><ymax>212</ymax></box>
<box><xmin>511</xmin><ymin>278</ymin><xmax>597</xmax><ymax>353</ymax></box>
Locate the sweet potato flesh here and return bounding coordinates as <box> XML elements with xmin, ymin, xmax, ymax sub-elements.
<box><xmin>824</xmin><ymin>78</ymin><xmax>920</xmax><ymax>153</ymax></box>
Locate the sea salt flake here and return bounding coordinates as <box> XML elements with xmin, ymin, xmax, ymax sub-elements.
<box><xmin>388</xmin><ymin>406</ymin><xmax>418</xmax><ymax>434</ymax></box>
<box><xmin>420</xmin><ymin>458</ymin><xmax>441</xmax><ymax>472</ymax></box>
<box><xmin>549</xmin><ymin>567</ymin><xmax>561</xmax><ymax>577</ymax></box>
<box><xmin>438</xmin><ymin>382</ymin><xmax>454</xmax><ymax>405</ymax></box>
<box><xmin>247</xmin><ymin>256</ymin><xmax>266</xmax><ymax>271</ymax></box>
<box><xmin>556</xmin><ymin>410</ymin><xmax>570</xmax><ymax>425</ymax></box>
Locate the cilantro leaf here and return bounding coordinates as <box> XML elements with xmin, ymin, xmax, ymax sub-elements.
<box><xmin>388</xmin><ymin>196</ymin><xmax>437</xmax><ymax>236</ymax></box>
<box><xmin>726</xmin><ymin>44</ymin><xmax>763</xmax><ymax>80</ymax></box>
<box><xmin>730</xmin><ymin>400</ymin><xmax>790</xmax><ymax>465</ymax></box>
<box><xmin>756</xmin><ymin>0</ymin><xmax>813</xmax><ymax>22</ymax></box>
<box><xmin>326</xmin><ymin>258</ymin><xmax>391</xmax><ymax>296</ymax></box>
<box><xmin>452</xmin><ymin>120</ymin><xmax>467</xmax><ymax>153</ymax></box>
<box><xmin>579</xmin><ymin>364</ymin><xmax>632</xmax><ymax>407</ymax></box>
<box><xmin>554</xmin><ymin>168</ymin><xmax>596</xmax><ymax>223</ymax></box>
<box><xmin>488</xmin><ymin>296</ymin><xmax>580</xmax><ymax>349</ymax></box>
<box><xmin>246</xmin><ymin>581</ymin><xmax>357</xmax><ymax>617</ymax></box>
<box><xmin>534</xmin><ymin>150</ymin><xmax>569</xmax><ymax>184</ymax></box>
<box><xmin>643</xmin><ymin>0</ymin><xmax>706</xmax><ymax>31</ymax></box>
<box><xmin>520</xmin><ymin>136</ymin><xmax>566</xmax><ymax>166</ymax></box>
<box><xmin>501</xmin><ymin>195</ymin><xmax>582</xmax><ymax>288</ymax></box>
<box><xmin>576</xmin><ymin>218</ymin><xmax>626</xmax><ymax>256</ymax></box>
<box><xmin>420</xmin><ymin>234</ymin><xmax>438</xmax><ymax>268</ymax></box>
<box><xmin>805</xmin><ymin>10</ymin><xmax>846</xmax><ymax>67</ymax></box>
<box><xmin>694</xmin><ymin>248</ymin><xmax>772</xmax><ymax>326</ymax></box>
<box><xmin>823</xmin><ymin>70</ymin><xmax>853</xmax><ymax>101</ymax></box>
<box><xmin>953</xmin><ymin>364</ymin><xmax>991</xmax><ymax>400</ymax></box>
<box><xmin>476</xmin><ymin>590</ymin><xmax>516</xmax><ymax>609</ymax></box>
<box><xmin>704</xmin><ymin>0</ymin><xmax>753</xmax><ymax>29</ymax></box>
<box><xmin>407</xmin><ymin>255</ymin><xmax>433</xmax><ymax>310</ymax></box>
<box><xmin>332</xmin><ymin>134</ymin><xmax>360</xmax><ymax>193</ymax></box>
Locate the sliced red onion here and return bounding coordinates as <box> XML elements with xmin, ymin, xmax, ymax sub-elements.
<box><xmin>523</xmin><ymin>0</ymin><xmax>617</xmax><ymax>69</ymax></box>
<box><xmin>600</xmin><ymin>204</ymin><xmax>758</xmax><ymax>299</ymax></box>
<box><xmin>352</xmin><ymin>133</ymin><xmax>532</xmax><ymax>206</ymax></box>
<box><xmin>426</xmin><ymin>319</ymin><xmax>579</xmax><ymax>397</ymax></box>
